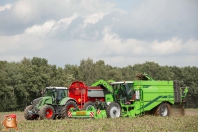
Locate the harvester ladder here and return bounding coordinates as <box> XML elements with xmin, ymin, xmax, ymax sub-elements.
<box><xmin>80</xmin><ymin>88</ymin><xmax>86</xmax><ymax>109</ymax></box>
<box><xmin>140</xmin><ymin>89</ymin><xmax>145</xmax><ymax>116</ymax></box>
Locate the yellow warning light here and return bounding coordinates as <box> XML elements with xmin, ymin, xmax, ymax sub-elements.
<box><xmin>78</xmin><ymin>98</ymin><xmax>81</xmax><ymax>102</ymax></box>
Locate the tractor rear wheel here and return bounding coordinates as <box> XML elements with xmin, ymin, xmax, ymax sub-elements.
<box><xmin>82</xmin><ymin>101</ymin><xmax>95</xmax><ymax>110</ymax></box>
<box><xmin>24</xmin><ymin>105</ymin><xmax>39</xmax><ymax>120</ymax></box>
<box><xmin>155</xmin><ymin>103</ymin><xmax>171</xmax><ymax>117</ymax></box>
<box><xmin>39</xmin><ymin>105</ymin><xmax>55</xmax><ymax>120</ymax></box>
<box><xmin>106</xmin><ymin>102</ymin><xmax>121</xmax><ymax>118</ymax></box>
<box><xmin>62</xmin><ymin>101</ymin><xmax>78</xmax><ymax>119</ymax></box>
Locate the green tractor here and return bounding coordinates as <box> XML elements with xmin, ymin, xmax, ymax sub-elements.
<box><xmin>24</xmin><ymin>87</ymin><xmax>78</xmax><ymax>120</ymax></box>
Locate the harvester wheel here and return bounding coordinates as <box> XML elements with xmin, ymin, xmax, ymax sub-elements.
<box><xmin>39</xmin><ymin>105</ymin><xmax>55</xmax><ymax>120</ymax></box>
<box><xmin>106</xmin><ymin>102</ymin><xmax>121</xmax><ymax>118</ymax></box>
<box><xmin>24</xmin><ymin>105</ymin><xmax>39</xmax><ymax>120</ymax></box>
<box><xmin>155</xmin><ymin>103</ymin><xmax>171</xmax><ymax>117</ymax></box>
<box><xmin>62</xmin><ymin>101</ymin><xmax>78</xmax><ymax>119</ymax></box>
<box><xmin>83</xmin><ymin>101</ymin><xmax>95</xmax><ymax>110</ymax></box>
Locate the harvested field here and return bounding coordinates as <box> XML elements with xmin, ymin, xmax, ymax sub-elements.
<box><xmin>0</xmin><ymin>109</ymin><xmax>198</xmax><ymax>132</ymax></box>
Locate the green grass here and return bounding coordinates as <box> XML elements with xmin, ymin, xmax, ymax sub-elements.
<box><xmin>1</xmin><ymin>109</ymin><xmax>198</xmax><ymax>132</ymax></box>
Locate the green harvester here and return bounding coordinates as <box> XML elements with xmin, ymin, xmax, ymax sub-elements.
<box><xmin>68</xmin><ymin>73</ymin><xmax>188</xmax><ymax>118</ymax></box>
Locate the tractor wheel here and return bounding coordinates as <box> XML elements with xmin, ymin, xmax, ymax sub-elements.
<box><xmin>24</xmin><ymin>105</ymin><xmax>39</xmax><ymax>120</ymax></box>
<box><xmin>62</xmin><ymin>101</ymin><xmax>78</xmax><ymax>119</ymax></box>
<box><xmin>106</xmin><ymin>102</ymin><xmax>121</xmax><ymax>118</ymax></box>
<box><xmin>82</xmin><ymin>101</ymin><xmax>95</xmax><ymax>110</ymax></box>
<box><xmin>39</xmin><ymin>105</ymin><xmax>55</xmax><ymax>120</ymax></box>
<box><xmin>155</xmin><ymin>103</ymin><xmax>171</xmax><ymax>117</ymax></box>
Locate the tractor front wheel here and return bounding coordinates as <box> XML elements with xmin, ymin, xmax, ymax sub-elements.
<box><xmin>155</xmin><ymin>103</ymin><xmax>171</xmax><ymax>117</ymax></box>
<box><xmin>62</xmin><ymin>101</ymin><xmax>78</xmax><ymax>119</ymax></box>
<box><xmin>24</xmin><ymin>105</ymin><xmax>39</xmax><ymax>120</ymax></box>
<box><xmin>106</xmin><ymin>102</ymin><xmax>121</xmax><ymax>118</ymax></box>
<box><xmin>39</xmin><ymin>105</ymin><xmax>55</xmax><ymax>120</ymax></box>
<box><xmin>82</xmin><ymin>101</ymin><xmax>95</xmax><ymax>110</ymax></box>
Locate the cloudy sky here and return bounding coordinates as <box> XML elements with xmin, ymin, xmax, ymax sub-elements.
<box><xmin>0</xmin><ymin>0</ymin><xmax>197</xmax><ymax>68</ymax></box>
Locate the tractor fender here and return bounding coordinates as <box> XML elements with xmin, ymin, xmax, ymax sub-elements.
<box><xmin>59</xmin><ymin>97</ymin><xmax>77</xmax><ymax>105</ymax></box>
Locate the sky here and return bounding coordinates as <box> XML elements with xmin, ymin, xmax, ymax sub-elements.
<box><xmin>0</xmin><ymin>0</ymin><xmax>198</xmax><ymax>68</ymax></box>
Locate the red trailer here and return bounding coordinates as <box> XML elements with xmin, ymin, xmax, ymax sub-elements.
<box><xmin>61</xmin><ymin>79</ymin><xmax>114</xmax><ymax>118</ymax></box>
<box><xmin>68</xmin><ymin>81</ymin><xmax>108</xmax><ymax>109</ymax></box>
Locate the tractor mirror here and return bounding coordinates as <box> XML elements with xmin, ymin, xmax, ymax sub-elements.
<box><xmin>41</xmin><ymin>91</ymin><xmax>44</xmax><ymax>96</ymax></box>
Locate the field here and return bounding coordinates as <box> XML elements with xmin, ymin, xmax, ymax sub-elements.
<box><xmin>1</xmin><ymin>109</ymin><xmax>198</xmax><ymax>132</ymax></box>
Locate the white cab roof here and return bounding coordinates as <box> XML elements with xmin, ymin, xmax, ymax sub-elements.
<box><xmin>111</xmin><ymin>81</ymin><xmax>133</xmax><ymax>84</ymax></box>
<box><xmin>45</xmin><ymin>87</ymin><xmax>68</xmax><ymax>89</ymax></box>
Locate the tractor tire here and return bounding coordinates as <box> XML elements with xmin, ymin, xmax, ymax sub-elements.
<box><xmin>24</xmin><ymin>105</ymin><xmax>39</xmax><ymax>120</ymax></box>
<box><xmin>154</xmin><ymin>103</ymin><xmax>171</xmax><ymax>117</ymax></box>
<box><xmin>62</xmin><ymin>101</ymin><xmax>78</xmax><ymax>119</ymax></box>
<box><xmin>39</xmin><ymin>105</ymin><xmax>55</xmax><ymax>120</ymax></box>
<box><xmin>106</xmin><ymin>102</ymin><xmax>121</xmax><ymax>118</ymax></box>
<box><xmin>82</xmin><ymin>101</ymin><xmax>95</xmax><ymax>110</ymax></box>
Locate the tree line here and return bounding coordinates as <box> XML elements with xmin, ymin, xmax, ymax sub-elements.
<box><xmin>0</xmin><ymin>57</ymin><xmax>197</xmax><ymax>111</ymax></box>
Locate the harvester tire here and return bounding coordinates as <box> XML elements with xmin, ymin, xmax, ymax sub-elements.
<box><xmin>155</xmin><ymin>103</ymin><xmax>171</xmax><ymax>117</ymax></box>
<box><xmin>39</xmin><ymin>105</ymin><xmax>55</xmax><ymax>120</ymax></box>
<box><xmin>82</xmin><ymin>101</ymin><xmax>95</xmax><ymax>110</ymax></box>
<box><xmin>106</xmin><ymin>102</ymin><xmax>121</xmax><ymax>118</ymax></box>
<box><xmin>24</xmin><ymin>105</ymin><xmax>39</xmax><ymax>120</ymax></box>
<box><xmin>62</xmin><ymin>101</ymin><xmax>78</xmax><ymax>119</ymax></box>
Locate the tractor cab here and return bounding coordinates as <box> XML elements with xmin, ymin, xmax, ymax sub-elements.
<box><xmin>111</xmin><ymin>81</ymin><xmax>134</xmax><ymax>103</ymax></box>
<box><xmin>44</xmin><ymin>87</ymin><xmax>68</xmax><ymax>103</ymax></box>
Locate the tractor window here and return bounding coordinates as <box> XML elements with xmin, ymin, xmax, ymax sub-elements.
<box><xmin>44</xmin><ymin>89</ymin><xmax>54</xmax><ymax>96</ymax></box>
<box><xmin>56</xmin><ymin>89</ymin><xmax>66</xmax><ymax>102</ymax></box>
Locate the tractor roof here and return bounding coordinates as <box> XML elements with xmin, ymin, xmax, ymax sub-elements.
<box><xmin>45</xmin><ymin>87</ymin><xmax>68</xmax><ymax>90</ymax></box>
<box><xmin>111</xmin><ymin>81</ymin><xmax>133</xmax><ymax>84</ymax></box>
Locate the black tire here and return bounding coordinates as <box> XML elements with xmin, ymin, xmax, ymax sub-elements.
<box><xmin>39</xmin><ymin>105</ymin><xmax>55</xmax><ymax>120</ymax></box>
<box><xmin>82</xmin><ymin>101</ymin><xmax>95</xmax><ymax>110</ymax></box>
<box><xmin>62</xmin><ymin>101</ymin><xmax>78</xmax><ymax>119</ymax></box>
<box><xmin>106</xmin><ymin>102</ymin><xmax>121</xmax><ymax>118</ymax></box>
<box><xmin>155</xmin><ymin>103</ymin><xmax>171</xmax><ymax>117</ymax></box>
<box><xmin>24</xmin><ymin>105</ymin><xmax>39</xmax><ymax>120</ymax></box>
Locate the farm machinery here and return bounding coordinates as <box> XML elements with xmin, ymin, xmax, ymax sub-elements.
<box><xmin>24</xmin><ymin>79</ymin><xmax>114</xmax><ymax>120</ymax></box>
<box><xmin>68</xmin><ymin>73</ymin><xmax>188</xmax><ymax>118</ymax></box>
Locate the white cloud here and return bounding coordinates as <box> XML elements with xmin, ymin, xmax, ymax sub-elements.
<box><xmin>0</xmin><ymin>4</ymin><xmax>12</xmax><ymax>12</ymax></box>
<box><xmin>14</xmin><ymin>0</ymin><xmax>32</xmax><ymax>18</ymax></box>
<box><xmin>84</xmin><ymin>12</ymin><xmax>107</xmax><ymax>26</ymax></box>
<box><xmin>0</xmin><ymin>35</ymin><xmax>19</xmax><ymax>53</ymax></box>
<box><xmin>25</xmin><ymin>20</ymin><xmax>55</xmax><ymax>34</ymax></box>
<box><xmin>151</xmin><ymin>38</ymin><xmax>182</xmax><ymax>55</ymax></box>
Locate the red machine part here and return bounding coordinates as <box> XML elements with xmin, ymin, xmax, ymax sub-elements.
<box><xmin>68</xmin><ymin>81</ymin><xmax>105</xmax><ymax>109</ymax></box>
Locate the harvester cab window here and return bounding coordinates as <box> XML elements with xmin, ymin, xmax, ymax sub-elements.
<box><xmin>112</xmin><ymin>84</ymin><xmax>124</xmax><ymax>101</ymax></box>
<box><xmin>124</xmin><ymin>83</ymin><xmax>133</xmax><ymax>101</ymax></box>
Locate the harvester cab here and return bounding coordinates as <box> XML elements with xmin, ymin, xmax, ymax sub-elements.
<box><xmin>111</xmin><ymin>81</ymin><xmax>134</xmax><ymax>103</ymax></box>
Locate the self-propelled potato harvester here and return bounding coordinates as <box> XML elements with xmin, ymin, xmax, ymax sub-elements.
<box><xmin>68</xmin><ymin>73</ymin><xmax>188</xmax><ymax>118</ymax></box>
<box><xmin>24</xmin><ymin>79</ymin><xmax>114</xmax><ymax>120</ymax></box>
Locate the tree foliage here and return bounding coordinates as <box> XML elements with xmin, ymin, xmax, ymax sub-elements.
<box><xmin>0</xmin><ymin>57</ymin><xmax>197</xmax><ymax>111</ymax></box>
